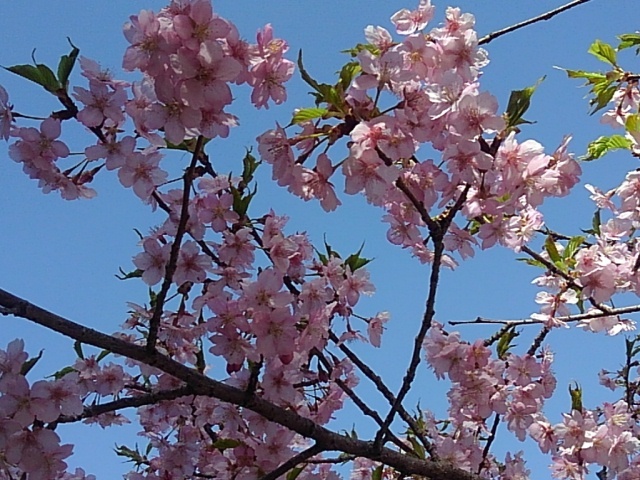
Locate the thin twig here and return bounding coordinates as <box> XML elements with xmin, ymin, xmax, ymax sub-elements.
<box><xmin>328</xmin><ymin>332</ymin><xmax>436</xmax><ymax>458</ymax></box>
<box><xmin>147</xmin><ymin>136</ymin><xmax>205</xmax><ymax>353</ymax></box>
<box><xmin>478</xmin><ymin>0</ymin><xmax>594</xmax><ymax>45</ymax></box>
<box><xmin>478</xmin><ymin>413</ymin><xmax>501</xmax><ymax>475</ymax></box>
<box><xmin>450</xmin><ymin>303</ymin><xmax>640</xmax><ymax>327</ymax></box>
<box><xmin>374</xmin><ymin>186</ymin><xmax>470</xmax><ymax>451</ymax></box>
<box><xmin>527</xmin><ymin>326</ymin><xmax>550</xmax><ymax>356</ymax></box>
<box><xmin>521</xmin><ymin>245</ymin><xmax>613</xmax><ymax>314</ymax></box>
<box><xmin>260</xmin><ymin>444</ymin><xmax>324</xmax><ymax>480</ymax></box>
<box><xmin>55</xmin><ymin>386</ymin><xmax>194</xmax><ymax>424</ymax></box>
<box><xmin>312</xmin><ymin>346</ymin><xmax>416</xmax><ymax>456</ymax></box>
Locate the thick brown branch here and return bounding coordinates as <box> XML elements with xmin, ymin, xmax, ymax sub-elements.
<box><xmin>0</xmin><ymin>288</ymin><xmax>481</xmax><ymax>480</ymax></box>
<box><xmin>478</xmin><ymin>0</ymin><xmax>594</xmax><ymax>45</ymax></box>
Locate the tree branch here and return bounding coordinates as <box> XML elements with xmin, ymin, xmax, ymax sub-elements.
<box><xmin>0</xmin><ymin>288</ymin><xmax>481</xmax><ymax>480</ymax></box>
<box><xmin>451</xmin><ymin>303</ymin><xmax>640</xmax><ymax>328</ymax></box>
<box><xmin>374</xmin><ymin>185</ymin><xmax>470</xmax><ymax>451</ymax></box>
<box><xmin>55</xmin><ymin>386</ymin><xmax>194</xmax><ymax>424</ymax></box>
<box><xmin>147</xmin><ymin>136</ymin><xmax>205</xmax><ymax>353</ymax></box>
<box><xmin>478</xmin><ymin>0</ymin><xmax>594</xmax><ymax>45</ymax></box>
<box><xmin>259</xmin><ymin>444</ymin><xmax>324</xmax><ymax>480</ymax></box>
<box><xmin>328</xmin><ymin>332</ymin><xmax>436</xmax><ymax>458</ymax></box>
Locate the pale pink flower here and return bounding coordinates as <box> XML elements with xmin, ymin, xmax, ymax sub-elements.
<box><xmin>74</xmin><ymin>83</ymin><xmax>127</xmax><ymax>127</ymax></box>
<box><xmin>390</xmin><ymin>0</ymin><xmax>434</xmax><ymax>35</ymax></box>
<box><xmin>338</xmin><ymin>267</ymin><xmax>375</xmax><ymax>307</ymax></box>
<box><xmin>174</xmin><ymin>240</ymin><xmax>211</xmax><ymax>285</ymax></box>
<box><xmin>300</xmin><ymin>153</ymin><xmax>341</xmax><ymax>211</ymax></box>
<box><xmin>249</xmin><ymin>57</ymin><xmax>295</xmax><ymax>109</ymax></box>
<box><xmin>117</xmin><ymin>150</ymin><xmax>168</xmax><ymax>200</ymax></box>
<box><xmin>367</xmin><ymin>311</ymin><xmax>390</xmax><ymax>347</ymax></box>
<box><xmin>133</xmin><ymin>237</ymin><xmax>171</xmax><ymax>285</ymax></box>
<box><xmin>0</xmin><ymin>84</ymin><xmax>13</xmax><ymax>141</ymax></box>
<box><xmin>172</xmin><ymin>0</ymin><xmax>230</xmax><ymax>50</ymax></box>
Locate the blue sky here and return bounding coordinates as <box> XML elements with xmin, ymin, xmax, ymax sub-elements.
<box><xmin>1</xmin><ymin>1</ymin><xmax>639</xmax><ymax>478</ymax></box>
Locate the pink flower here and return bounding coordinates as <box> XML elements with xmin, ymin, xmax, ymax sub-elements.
<box><xmin>391</xmin><ymin>0</ymin><xmax>434</xmax><ymax>35</ymax></box>
<box><xmin>74</xmin><ymin>82</ymin><xmax>127</xmax><ymax>127</ymax></box>
<box><xmin>117</xmin><ymin>150</ymin><xmax>168</xmax><ymax>200</ymax></box>
<box><xmin>300</xmin><ymin>153</ymin><xmax>341</xmax><ymax>212</ymax></box>
<box><xmin>367</xmin><ymin>311</ymin><xmax>390</xmax><ymax>347</ymax></box>
<box><xmin>249</xmin><ymin>57</ymin><xmax>295</xmax><ymax>109</ymax></box>
<box><xmin>174</xmin><ymin>240</ymin><xmax>211</xmax><ymax>285</ymax></box>
<box><xmin>338</xmin><ymin>267</ymin><xmax>375</xmax><ymax>306</ymax></box>
<box><xmin>0</xmin><ymin>84</ymin><xmax>13</xmax><ymax>141</ymax></box>
<box><xmin>133</xmin><ymin>237</ymin><xmax>171</xmax><ymax>285</ymax></box>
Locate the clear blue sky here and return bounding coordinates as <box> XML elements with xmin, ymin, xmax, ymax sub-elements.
<box><xmin>0</xmin><ymin>1</ymin><xmax>638</xmax><ymax>478</ymax></box>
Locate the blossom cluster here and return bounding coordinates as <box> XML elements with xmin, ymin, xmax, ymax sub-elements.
<box><xmin>422</xmin><ymin>323</ymin><xmax>640</xmax><ymax>478</ymax></box>
<box><xmin>256</xmin><ymin>2</ymin><xmax>581</xmax><ymax>268</ymax></box>
<box><xmin>4</xmin><ymin>0</ymin><xmax>640</xmax><ymax>479</ymax></box>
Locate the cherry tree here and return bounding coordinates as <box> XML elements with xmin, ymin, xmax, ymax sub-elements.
<box><xmin>1</xmin><ymin>0</ymin><xmax>640</xmax><ymax>479</ymax></box>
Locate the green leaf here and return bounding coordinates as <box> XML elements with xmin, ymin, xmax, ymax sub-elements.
<box><xmin>20</xmin><ymin>349</ymin><xmax>43</xmax><ymax>376</ymax></box>
<box><xmin>588</xmin><ymin>39</ymin><xmax>618</xmax><ymax>66</ymax></box>
<box><xmin>496</xmin><ymin>327</ymin><xmax>518</xmax><ymax>359</ymax></box>
<box><xmin>618</xmin><ymin>33</ymin><xmax>640</xmax><ymax>53</ymax></box>
<box><xmin>114</xmin><ymin>444</ymin><xmax>147</xmax><ymax>466</ymax></box>
<box><xmin>563</xmin><ymin>236</ymin><xmax>586</xmax><ymax>260</ymax></box>
<box><xmin>569</xmin><ymin>382</ymin><xmax>583</xmax><ymax>412</ymax></box>
<box><xmin>165</xmin><ymin>136</ymin><xmax>211</xmax><ymax>153</ymax></box>
<box><xmin>317</xmin><ymin>83</ymin><xmax>342</xmax><ymax>107</ymax></box>
<box><xmin>592</xmin><ymin>209</ymin><xmax>601</xmax><ymax>235</ymax></box>
<box><xmin>96</xmin><ymin>349</ymin><xmax>111</xmax><ymax>363</ymax></box>
<box><xmin>626</xmin><ymin>113</ymin><xmax>640</xmax><ymax>133</ymax></box>
<box><xmin>4</xmin><ymin>63</ymin><xmax>61</xmax><ymax>93</ymax></box>
<box><xmin>212</xmin><ymin>438</ymin><xmax>242</xmax><ymax>451</ymax></box>
<box><xmin>372</xmin><ymin>465</ymin><xmax>383</xmax><ymax>480</ymax></box>
<box><xmin>50</xmin><ymin>365</ymin><xmax>77</xmax><ymax>380</ymax></box>
<box><xmin>407</xmin><ymin>435</ymin><xmax>426</xmax><ymax>459</ymax></box>
<box><xmin>505</xmin><ymin>77</ymin><xmax>545</xmax><ymax>128</ymax></box>
<box><xmin>73</xmin><ymin>340</ymin><xmax>84</xmax><ymax>360</ymax></box>
<box><xmin>291</xmin><ymin>107</ymin><xmax>329</xmax><ymax>125</ymax></box>
<box><xmin>116</xmin><ymin>267</ymin><xmax>143</xmax><ymax>280</ymax></box>
<box><xmin>516</xmin><ymin>257</ymin><xmax>546</xmax><ymax>268</ymax></box>
<box><xmin>590</xmin><ymin>82</ymin><xmax>617</xmax><ymax>114</ymax></box>
<box><xmin>344</xmin><ymin>243</ymin><xmax>372</xmax><ymax>272</ymax></box>
<box><xmin>338</xmin><ymin>61</ymin><xmax>361</xmax><ymax>91</ymax></box>
<box><xmin>57</xmin><ymin>38</ymin><xmax>79</xmax><ymax>88</ymax></box>
<box><xmin>231</xmin><ymin>185</ymin><xmax>256</xmax><ymax>218</ymax></box>
<box><xmin>581</xmin><ymin>135</ymin><xmax>633</xmax><ymax>161</ymax></box>
<box><xmin>287</xmin><ymin>467</ymin><xmax>304</xmax><ymax>480</ymax></box>
<box><xmin>341</xmin><ymin>43</ymin><xmax>380</xmax><ymax>58</ymax></box>
<box><xmin>563</xmin><ymin>69</ymin><xmax>607</xmax><ymax>84</ymax></box>
<box><xmin>544</xmin><ymin>236</ymin><xmax>562</xmax><ymax>265</ymax></box>
<box><xmin>241</xmin><ymin>149</ymin><xmax>260</xmax><ymax>185</ymax></box>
